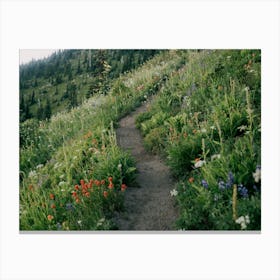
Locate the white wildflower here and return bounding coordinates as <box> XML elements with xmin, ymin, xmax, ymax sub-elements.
<box><xmin>59</xmin><ymin>174</ymin><xmax>65</xmax><ymax>179</ymax></box>
<box><xmin>118</xmin><ymin>163</ymin><xmax>122</xmax><ymax>171</ymax></box>
<box><xmin>170</xmin><ymin>189</ymin><xmax>178</xmax><ymax>197</ymax></box>
<box><xmin>36</xmin><ymin>164</ymin><xmax>44</xmax><ymax>169</ymax></box>
<box><xmin>58</xmin><ymin>181</ymin><xmax>66</xmax><ymax>187</ymax></box>
<box><xmin>77</xmin><ymin>220</ymin><xmax>82</xmax><ymax>226</ymax></box>
<box><xmin>194</xmin><ymin>160</ymin><xmax>206</xmax><ymax>169</ymax></box>
<box><xmin>240</xmin><ymin>222</ymin><xmax>247</xmax><ymax>230</ymax></box>
<box><xmin>235</xmin><ymin>216</ymin><xmax>245</xmax><ymax>224</ymax></box>
<box><xmin>201</xmin><ymin>128</ymin><xmax>207</xmax><ymax>133</ymax></box>
<box><xmin>253</xmin><ymin>167</ymin><xmax>261</xmax><ymax>183</ymax></box>
<box><xmin>211</xmin><ymin>154</ymin><xmax>221</xmax><ymax>161</ymax></box>
<box><xmin>236</xmin><ymin>215</ymin><xmax>250</xmax><ymax>230</ymax></box>
<box><xmin>210</xmin><ymin>126</ymin><xmax>215</xmax><ymax>130</ymax></box>
<box><xmin>28</xmin><ymin>170</ymin><xmax>37</xmax><ymax>178</ymax></box>
<box><xmin>238</xmin><ymin>125</ymin><xmax>247</xmax><ymax>132</ymax></box>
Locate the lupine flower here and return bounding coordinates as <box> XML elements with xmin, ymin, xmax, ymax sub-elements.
<box><xmin>170</xmin><ymin>189</ymin><xmax>178</xmax><ymax>197</ymax></box>
<box><xmin>201</xmin><ymin>179</ymin><xmax>209</xmax><ymax>189</ymax></box>
<box><xmin>228</xmin><ymin>172</ymin><xmax>234</xmax><ymax>186</ymax></box>
<box><xmin>218</xmin><ymin>180</ymin><xmax>226</xmax><ymax>190</ymax></box>
<box><xmin>253</xmin><ymin>166</ymin><xmax>261</xmax><ymax>183</ymax></box>
<box><xmin>66</xmin><ymin>203</ymin><xmax>74</xmax><ymax>211</ymax></box>
<box><xmin>238</xmin><ymin>184</ymin><xmax>249</xmax><ymax>198</ymax></box>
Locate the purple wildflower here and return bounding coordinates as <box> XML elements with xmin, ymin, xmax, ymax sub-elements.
<box><xmin>201</xmin><ymin>179</ymin><xmax>209</xmax><ymax>189</ymax></box>
<box><xmin>218</xmin><ymin>180</ymin><xmax>226</xmax><ymax>190</ymax></box>
<box><xmin>238</xmin><ymin>184</ymin><xmax>249</xmax><ymax>198</ymax></box>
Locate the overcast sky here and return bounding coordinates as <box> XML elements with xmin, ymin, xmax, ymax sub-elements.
<box><xmin>19</xmin><ymin>49</ymin><xmax>58</xmax><ymax>65</ymax></box>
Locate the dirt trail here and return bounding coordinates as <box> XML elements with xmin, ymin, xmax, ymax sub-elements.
<box><xmin>114</xmin><ymin>100</ymin><xmax>178</xmax><ymax>230</ymax></box>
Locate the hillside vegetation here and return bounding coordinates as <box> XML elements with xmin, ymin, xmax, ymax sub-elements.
<box><xmin>20</xmin><ymin>50</ymin><xmax>261</xmax><ymax>230</ymax></box>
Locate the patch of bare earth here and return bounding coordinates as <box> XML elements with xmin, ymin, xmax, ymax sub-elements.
<box><xmin>114</xmin><ymin>101</ymin><xmax>178</xmax><ymax>230</ymax></box>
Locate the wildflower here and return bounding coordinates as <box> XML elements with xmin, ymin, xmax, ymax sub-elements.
<box><xmin>194</xmin><ymin>160</ymin><xmax>206</xmax><ymax>169</ymax></box>
<box><xmin>170</xmin><ymin>189</ymin><xmax>178</xmax><ymax>197</ymax></box>
<box><xmin>74</xmin><ymin>185</ymin><xmax>80</xmax><ymax>191</ymax></box>
<box><xmin>66</xmin><ymin>203</ymin><xmax>74</xmax><ymax>211</ymax></box>
<box><xmin>225</xmin><ymin>171</ymin><xmax>234</xmax><ymax>188</ymax></box>
<box><xmin>210</xmin><ymin>126</ymin><xmax>215</xmax><ymax>130</ymax></box>
<box><xmin>51</xmin><ymin>204</ymin><xmax>56</xmax><ymax>209</ymax></box>
<box><xmin>121</xmin><ymin>184</ymin><xmax>127</xmax><ymax>191</ymax></box>
<box><xmin>77</xmin><ymin>220</ymin><xmax>82</xmax><ymax>226</ymax></box>
<box><xmin>28</xmin><ymin>170</ymin><xmax>37</xmax><ymax>178</ymax></box>
<box><xmin>101</xmin><ymin>179</ymin><xmax>105</xmax><ymax>185</ymax></box>
<box><xmin>47</xmin><ymin>215</ymin><xmax>54</xmax><ymax>221</ymax></box>
<box><xmin>85</xmin><ymin>192</ymin><xmax>90</xmax><ymax>198</ymax></box>
<box><xmin>238</xmin><ymin>184</ymin><xmax>249</xmax><ymax>198</ymax></box>
<box><xmin>94</xmin><ymin>180</ymin><xmax>101</xmax><ymax>187</ymax></box>
<box><xmin>238</xmin><ymin>125</ymin><xmax>247</xmax><ymax>132</ymax></box>
<box><xmin>188</xmin><ymin>177</ymin><xmax>194</xmax><ymax>183</ymax></box>
<box><xmin>75</xmin><ymin>198</ymin><xmax>80</xmax><ymax>203</ymax></box>
<box><xmin>218</xmin><ymin>180</ymin><xmax>226</xmax><ymax>190</ymax></box>
<box><xmin>80</xmin><ymin>179</ymin><xmax>85</xmax><ymax>188</ymax></box>
<box><xmin>103</xmin><ymin>191</ymin><xmax>108</xmax><ymax>198</ymax></box>
<box><xmin>211</xmin><ymin>154</ymin><xmax>221</xmax><ymax>161</ymax></box>
<box><xmin>49</xmin><ymin>193</ymin><xmax>55</xmax><ymax>200</ymax></box>
<box><xmin>118</xmin><ymin>163</ymin><xmax>122</xmax><ymax>171</ymax></box>
<box><xmin>108</xmin><ymin>182</ymin><xmax>114</xmax><ymax>189</ymax></box>
<box><xmin>58</xmin><ymin>181</ymin><xmax>66</xmax><ymax>187</ymax></box>
<box><xmin>253</xmin><ymin>166</ymin><xmax>261</xmax><ymax>183</ymax></box>
<box><xmin>108</xmin><ymin>177</ymin><xmax>113</xmax><ymax>182</ymax></box>
<box><xmin>201</xmin><ymin>179</ymin><xmax>209</xmax><ymax>189</ymax></box>
<box><xmin>201</xmin><ymin>128</ymin><xmax>207</xmax><ymax>133</ymax></box>
<box><xmin>72</xmin><ymin>191</ymin><xmax>78</xmax><ymax>198</ymax></box>
<box><xmin>235</xmin><ymin>215</ymin><xmax>250</xmax><ymax>230</ymax></box>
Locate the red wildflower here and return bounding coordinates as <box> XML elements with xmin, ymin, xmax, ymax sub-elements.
<box><xmin>108</xmin><ymin>177</ymin><xmax>113</xmax><ymax>182</ymax></box>
<box><xmin>195</xmin><ymin>158</ymin><xmax>201</xmax><ymax>163</ymax></box>
<box><xmin>103</xmin><ymin>191</ymin><xmax>108</xmax><ymax>198</ymax></box>
<box><xmin>80</xmin><ymin>179</ymin><xmax>85</xmax><ymax>188</ymax></box>
<box><xmin>49</xmin><ymin>193</ymin><xmax>55</xmax><ymax>200</ymax></box>
<box><xmin>75</xmin><ymin>198</ymin><xmax>80</xmax><ymax>203</ymax></box>
<box><xmin>88</xmin><ymin>179</ymin><xmax>93</xmax><ymax>188</ymax></box>
<box><xmin>85</xmin><ymin>192</ymin><xmax>90</xmax><ymax>198</ymax></box>
<box><xmin>101</xmin><ymin>179</ymin><xmax>105</xmax><ymax>185</ymax></box>
<box><xmin>108</xmin><ymin>182</ymin><xmax>114</xmax><ymax>189</ymax></box>
<box><xmin>47</xmin><ymin>215</ymin><xmax>54</xmax><ymax>221</ymax></box>
<box><xmin>188</xmin><ymin>177</ymin><xmax>195</xmax><ymax>183</ymax></box>
<box><xmin>72</xmin><ymin>191</ymin><xmax>78</xmax><ymax>198</ymax></box>
<box><xmin>94</xmin><ymin>180</ymin><xmax>101</xmax><ymax>187</ymax></box>
<box><xmin>51</xmin><ymin>204</ymin><xmax>56</xmax><ymax>209</ymax></box>
<box><xmin>121</xmin><ymin>184</ymin><xmax>127</xmax><ymax>191</ymax></box>
<box><xmin>74</xmin><ymin>185</ymin><xmax>80</xmax><ymax>191</ymax></box>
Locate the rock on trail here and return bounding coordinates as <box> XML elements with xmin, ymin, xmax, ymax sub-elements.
<box><xmin>114</xmin><ymin>101</ymin><xmax>178</xmax><ymax>230</ymax></box>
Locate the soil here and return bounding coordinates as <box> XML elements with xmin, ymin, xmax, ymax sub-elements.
<box><xmin>114</xmin><ymin>100</ymin><xmax>178</xmax><ymax>230</ymax></box>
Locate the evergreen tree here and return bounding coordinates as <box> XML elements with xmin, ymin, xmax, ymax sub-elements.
<box><xmin>44</xmin><ymin>98</ymin><xmax>52</xmax><ymax>119</ymax></box>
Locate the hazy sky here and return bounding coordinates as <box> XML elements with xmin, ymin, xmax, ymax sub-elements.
<box><xmin>19</xmin><ymin>49</ymin><xmax>58</xmax><ymax>65</ymax></box>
